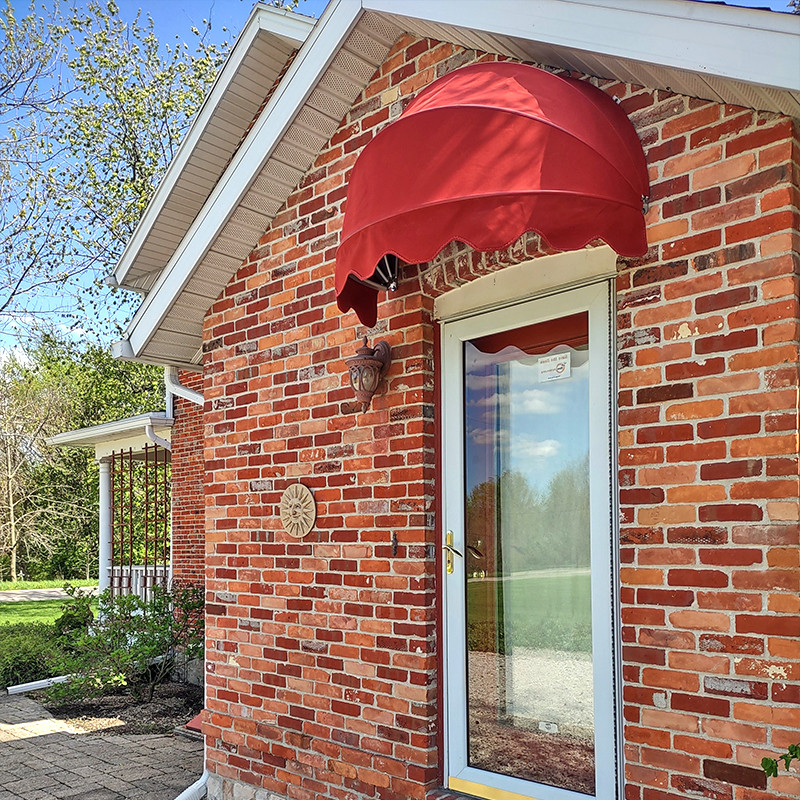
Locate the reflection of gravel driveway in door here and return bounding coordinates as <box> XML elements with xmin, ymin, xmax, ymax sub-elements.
<box><xmin>467</xmin><ymin>649</ymin><xmax>596</xmax><ymax>794</ymax></box>
<box><xmin>469</xmin><ymin>648</ymin><xmax>594</xmax><ymax>730</ymax></box>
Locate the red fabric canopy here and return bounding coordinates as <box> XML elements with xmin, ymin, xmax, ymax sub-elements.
<box><xmin>335</xmin><ymin>62</ymin><xmax>650</xmax><ymax>327</ymax></box>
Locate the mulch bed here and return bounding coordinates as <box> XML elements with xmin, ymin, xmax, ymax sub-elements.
<box><xmin>40</xmin><ymin>681</ymin><xmax>203</xmax><ymax>736</ymax></box>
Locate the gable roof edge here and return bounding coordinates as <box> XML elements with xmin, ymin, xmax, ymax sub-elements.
<box><xmin>367</xmin><ymin>0</ymin><xmax>800</xmax><ymax>96</ymax></box>
<box><xmin>112</xmin><ymin>3</ymin><xmax>316</xmax><ymax>290</ymax></box>
<box><xmin>116</xmin><ymin>0</ymin><xmax>371</xmax><ymax>367</ymax></box>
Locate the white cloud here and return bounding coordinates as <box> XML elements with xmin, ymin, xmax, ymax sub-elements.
<box><xmin>517</xmin><ymin>388</ymin><xmax>560</xmax><ymax>415</ymax></box>
<box><xmin>514</xmin><ymin>437</ymin><xmax>562</xmax><ymax>459</ymax></box>
<box><xmin>468</xmin><ymin>425</ymin><xmax>510</xmax><ymax>446</ymax></box>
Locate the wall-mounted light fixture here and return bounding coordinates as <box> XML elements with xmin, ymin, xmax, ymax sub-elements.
<box><xmin>346</xmin><ymin>336</ymin><xmax>391</xmax><ymax>412</ymax></box>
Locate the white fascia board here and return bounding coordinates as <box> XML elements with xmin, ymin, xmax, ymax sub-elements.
<box><xmin>365</xmin><ymin>0</ymin><xmax>800</xmax><ymax>93</ymax></box>
<box><xmin>112</xmin><ymin>337</ymin><xmax>200</xmax><ymax>372</ymax></box>
<box><xmin>48</xmin><ymin>413</ymin><xmax>173</xmax><ymax>449</ymax></box>
<box><xmin>123</xmin><ymin>0</ymin><xmax>364</xmax><ymax>360</ymax></box>
<box><xmin>113</xmin><ymin>4</ymin><xmax>315</xmax><ymax>287</ymax></box>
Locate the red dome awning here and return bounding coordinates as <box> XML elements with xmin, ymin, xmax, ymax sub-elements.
<box><xmin>335</xmin><ymin>62</ymin><xmax>650</xmax><ymax>327</ymax></box>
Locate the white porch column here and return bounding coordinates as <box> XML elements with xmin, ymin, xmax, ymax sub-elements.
<box><xmin>98</xmin><ymin>458</ymin><xmax>113</xmax><ymax>593</ymax></box>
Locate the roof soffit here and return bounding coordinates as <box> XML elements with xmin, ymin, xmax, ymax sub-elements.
<box><xmin>119</xmin><ymin>0</ymin><xmax>800</xmax><ymax>369</ymax></box>
<box><xmin>113</xmin><ymin>3</ymin><xmax>316</xmax><ymax>291</ymax></box>
<box><xmin>369</xmin><ymin>0</ymin><xmax>800</xmax><ymax>115</ymax></box>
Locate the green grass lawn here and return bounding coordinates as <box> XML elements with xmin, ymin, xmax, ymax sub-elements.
<box><xmin>0</xmin><ymin>579</ymin><xmax>98</xmax><ymax>591</ymax></box>
<box><xmin>0</xmin><ymin>599</ymin><xmax>71</xmax><ymax>625</ymax></box>
<box><xmin>467</xmin><ymin>570</ymin><xmax>592</xmax><ymax>653</ymax></box>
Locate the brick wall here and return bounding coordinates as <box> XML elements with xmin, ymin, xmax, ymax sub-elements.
<box><xmin>170</xmin><ymin>370</ymin><xmax>205</xmax><ymax>588</ymax></box>
<box><xmin>616</xmin><ymin>91</ymin><xmax>800</xmax><ymax>799</ymax></box>
<box><xmin>195</xmin><ymin>33</ymin><xmax>800</xmax><ymax>800</ymax></box>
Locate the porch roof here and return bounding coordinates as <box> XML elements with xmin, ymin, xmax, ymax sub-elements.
<box><xmin>111</xmin><ymin>0</ymin><xmax>800</xmax><ymax>371</ymax></box>
<box><xmin>48</xmin><ymin>413</ymin><xmax>174</xmax><ymax>461</ymax></box>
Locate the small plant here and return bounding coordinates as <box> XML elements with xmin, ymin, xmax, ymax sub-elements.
<box><xmin>48</xmin><ymin>583</ymin><xmax>204</xmax><ymax>704</ymax></box>
<box><xmin>762</xmin><ymin>743</ymin><xmax>800</xmax><ymax>779</ymax></box>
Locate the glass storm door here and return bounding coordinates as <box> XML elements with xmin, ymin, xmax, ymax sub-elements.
<box><xmin>442</xmin><ymin>282</ymin><xmax>620</xmax><ymax>800</ymax></box>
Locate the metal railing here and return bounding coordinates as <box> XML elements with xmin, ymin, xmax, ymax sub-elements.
<box><xmin>108</xmin><ymin>564</ymin><xmax>169</xmax><ymax>600</ymax></box>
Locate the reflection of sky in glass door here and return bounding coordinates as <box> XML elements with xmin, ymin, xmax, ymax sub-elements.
<box><xmin>464</xmin><ymin>314</ymin><xmax>590</xmax><ymax>494</ymax></box>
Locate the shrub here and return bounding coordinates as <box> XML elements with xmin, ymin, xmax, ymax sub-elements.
<box><xmin>0</xmin><ymin>623</ymin><xmax>66</xmax><ymax>689</ymax></box>
<box><xmin>48</xmin><ymin>583</ymin><xmax>204</xmax><ymax>703</ymax></box>
<box><xmin>54</xmin><ymin>585</ymin><xmax>95</xmax><ymax>645</ymax></box>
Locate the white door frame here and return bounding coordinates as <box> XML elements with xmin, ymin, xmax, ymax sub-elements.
<box><xmin>440</xmin><ymin>279</ymin><xmax>622</xmax><ymax>800</ymax></box>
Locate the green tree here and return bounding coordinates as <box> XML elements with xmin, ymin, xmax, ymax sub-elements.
<box><xmin>0</xmin><ymin>0</ymin><xmax>69</xmax><ymax>325</ymax></box>
<box><xmin>52</xmin><ymin>0</ymin><xmax>228</xmax><ymax>332</ymax></box>
<box><xmin>0</xmin><ymin>0</ymin><xmax>229</xmax><ymax>338</ymax></box>
<box><xmin>0</xmin><ymin>346</ymin><xmax>85</xmax><ymax>580</ymax></box>
<box><xmin>0</xmin><ymin>333</ymin><xmax>163</xmax><ymax>581</ymax></box>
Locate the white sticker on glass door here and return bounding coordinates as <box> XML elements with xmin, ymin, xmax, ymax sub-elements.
<box><xmin>538</xmin><ymin>350</ymin><xmax>571</xmax><ymax>382</ymax></box>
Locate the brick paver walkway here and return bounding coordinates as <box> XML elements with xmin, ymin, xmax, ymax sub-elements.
<box><xmin>0</xmin><ymin>695</ymin><xmax>203</xmax><ymax>800</ymax></box>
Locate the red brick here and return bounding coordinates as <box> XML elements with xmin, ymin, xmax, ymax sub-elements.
<box><xmin>695</xmin><ymin>286</ymin><xmax>756</xmax><ymax>314</ymax></box>
<box><xmin>665</xmin><ymin>358</ymin><xmax>725</xmax><ymax>381</ymax></box>
<box><xmin>700</xmin><ymin>460</ymin><xmax>762</xmax><ymax>480</ymax></box>
<box><xmin>726</xmin><ymin>211</ymin><xmax>795</xmax><ymax>244</ymax></box>
<box><xmin>699</xmin><ymin>635</ymin><xmax>764</xmax><ymax>655</ymax></box>
<box><xmin>662</xmin><ymin>231</ymin><xmax>721</xmax><ymax>259</ymax></box>
<box><xmin>637</xmin><ymin>425</ymin><xmax>694</xmax><ymax>444</ymax></box>
<box><xmin>637</xmin><ymin>588</ymin><xmax>695</xmax><ymax>607</ymax></box>
<box><xmin>672</xmin><ymin>693</ymin><xmax>730</xmax><ymax>718</ymax></box>
<box><xmin>698</xmin><ymin>505</ymin><xmax>763</xmax><ymax>523</ymax></box>
<box><xmin>697</xmin><ymin>416</ymin><xmax>760</xmax><ymax>439</ymax></box>
<box><xmin>702</xmin><ymin>761</ymin><xmax>766</xmax><ymax>790</ymax></box>
<box><xmin>638</xmin><ymin>384</ymin><xmax>694</xmax><ymax>404</ymax></box>
<box><xmin>668</xmin><ymin>569</ymin><xmax>728</xmax><ymax>588</ymax></box>
<box><xmin>667</xmin><ymin>527</ymin><xmax>727</xmax><ymax>545</ymax></box>
<box><xmin>695</xmin><ymin>329</ymin><xmax>758</xmax><ymax>355</ymax></box>
<box><xmin>736</xmin><ymin>615</ymin><xmax>800</xmax><ymax>637</ymax></box>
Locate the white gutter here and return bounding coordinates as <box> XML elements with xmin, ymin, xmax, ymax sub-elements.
<box><xmin>165</xmin><ymin>367</ymin><xmax>204</xmax><ymax>407</ymax></box>
<box><xmin>47</xmin><ymin>412</ymin><xmax>173</xmax><ymax>448</ymax></box>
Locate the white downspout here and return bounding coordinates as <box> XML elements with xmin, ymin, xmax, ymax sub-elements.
<box><xmin>162</xmin><ymin>363</ymin><xmax>206</xmax><ymax>799</ymax></box>
<box><xmin>173</xmin><ymin>768</ymin><xmax>208</xmax><ymax>800</ymax></box>
<box><xmin>165</xmin><ymin>366</ymin><xmax>203</xmax><ymax>406</ymax></box>
<box><xmin>145</xmin><ymin>425</ymin><xmax>172</xmax><ymax>452</ymax></box>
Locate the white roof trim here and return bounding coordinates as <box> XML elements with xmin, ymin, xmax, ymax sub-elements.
<box><xmin>116</xmin><ymin>0</ymin><xmax>800</xmax><ymax>368</ymax></box>
<box><xmin>48</xmin><ymin>413</ymin><xmax>173</xmax><ymax>449</ymax></box>
<box><xmin>367</xmin><ymin>0</ymin><xmax>800</xmax><ymax>93</ymax></box>
<box><xmin>113</xmin><ymin>3</ymin><xmax>315</xmax><ymax>288</ymax></box>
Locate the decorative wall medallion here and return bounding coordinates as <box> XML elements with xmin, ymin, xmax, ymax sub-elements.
<box><xmin>279</xmin><ymin>483</ymin><xmax>316</xmax><ymax>538</ymax></box>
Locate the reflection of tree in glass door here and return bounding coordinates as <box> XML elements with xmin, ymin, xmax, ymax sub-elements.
<box><xmin>463</xmin><ymin>311</ymin><xmax>594</xmax><ymax>795</ymax></box>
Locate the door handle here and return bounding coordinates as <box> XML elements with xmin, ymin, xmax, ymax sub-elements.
<box><xmin>443</xmin><ymin>531</ymin><xmax>462</xmax><ymax>574</ymax></box>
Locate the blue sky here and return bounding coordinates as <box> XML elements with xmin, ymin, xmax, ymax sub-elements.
<box><xmin>111</xmin><ymin>0</ymin><xmax>330</xmax><ymax>41</ymax></box>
